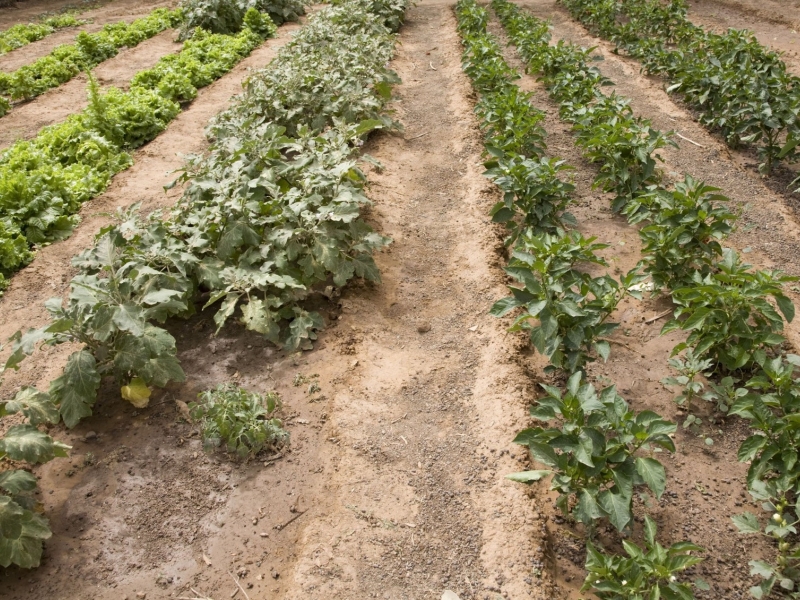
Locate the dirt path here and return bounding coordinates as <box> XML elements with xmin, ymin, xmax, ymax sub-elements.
<box><xmin>0</xmin><ymin>0</ymin><xmax>177</xmax><ymax>71</ymax></box>
<box><xmin>0</xmin><ymin>27</ymin><xmax>182</xmax><ymax>150</ymax></box>
<box><xmin>687</xmin><ymin>0</ymin><xmax>800</xmax><ymax>31</ymax></box>
<box><xmin>687</xmin><ymin>0</ymin><xmax>800</xmax><ymax>78</ymax></box>
<box><xmin>0</xmin><ymin>2</ymin><xmax>556</xmax><ymax>599</ymax></box>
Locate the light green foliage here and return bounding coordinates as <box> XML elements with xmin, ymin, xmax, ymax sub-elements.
<box><xmin>0</xmin><ymin>8</ymin><xmax>183</xmax><ymax>103</ymax></box>
<box><xmin>583</xmin><ymin>515</ymin><xmax>706</xmax><ymax>599</ymax></box>
<box><xmin>663</xmin><ymin>249</ymin><xmax>796</xmax><ymax>374</ymax></box>
<box><xmin>0</xmin><ymin>14</ymin><xmax>275</xmax><ymax>286</ymax></box>
<box><xmin>509</xmin><ymin>373</ymin><xmax>676</xmax><ymax>532</ymax></box>
<box><xmin>190</xmin><ymin>384</ymin><xmax>288</xmax><ymax>456</ymax></box>
<box><xmin>131</xmin><ymin>25</ymin><xmax>268</xmax><ymax>103</ymax></box>
<box><xmin>0</xmin><ymin>13</ymin><xmax>85</xmax><ymax>56</ymax></box>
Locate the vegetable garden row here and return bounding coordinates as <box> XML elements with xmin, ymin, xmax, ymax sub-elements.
<box><xmin>0</xmin><ymin>0</ymin><xmax>407</xmax><ymax>570</ymax></box>
<box><xmin>557</xmin><ymin>0</ymin><xmax>800</xmax><ymax>189</ymax></box>
<box><xmin>0</xmin><ymin>12</ymin><xmax>86</xmax><ymax>56</ymax></box>
<box><xmin>0</xmin><ymin>1</ymin><xmax>300</xmax><ymax>294</ymax></box>
<box><xmin>458</xmin><ymin>0</ymin><xmax>800</xmax><ymax>597</ymax></box>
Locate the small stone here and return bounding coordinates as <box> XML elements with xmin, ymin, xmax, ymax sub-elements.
<box><xmin>417</xmin><ymin>323</ymin><xmax>431</xmax><ymax>333</ymax></box>
<box><xmin>271</xmin><ymin>569</ymin><xmax>280</xmax><ymax>580</ymax></box>
<box><xmin>136</xmin><ymin>593</ymin><xmax>146</xmax><ymax>599</ymax></box>
<box><xmin>83</xmin><ymin>431</ymin><xmax>97</xmax><ymax>442</ymax></box>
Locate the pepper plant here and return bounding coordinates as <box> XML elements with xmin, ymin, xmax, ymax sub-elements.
<box><xmin>492</xmin><ymin>231</ymin><xmax>645</xmax><ymax>373</ymax></box>
<box><xmin>509</xmin><ymin>373</ymin><xmax>676</xmax><ymax>533</ymax></box>
<box><xmin>663</xmin><ymin>249</ymin><xmax>796</xmax><ymax>374</ymax></box>
<box><xmin>582</xmin><ymin>515</ymin><xmax>707</xmax><ymax>600</ymax></box>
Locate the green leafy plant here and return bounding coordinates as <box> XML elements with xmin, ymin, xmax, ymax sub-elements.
<box><xmin>730</xmin><ymin>353</ymin><xmax>800</xmax><ymax>488</ymax></box>
<box><xmin>635</xmin><ymin>176</ymin><xmax>738</xmax><ymax>290</ymax></box>
<box><xmin>663</xmin><ymin>249</ymin><xmax>796</xmax><ymax>374</ymax></box>
<box><xmin>0</xmin><ymin>8</ymin><xmax>183</xmax><ymax>105</ymax></box>
<box><xmin>0</xmin><ymin>13</ymin><xmax>85</xmax><ymax>56</ymax></box>
<box><xmin>509</xmin><ymin>373</ymin><xmax>676</xmax><ymax>533</ymax></box>
<box><xmin>190</xmin><ymin>384</ymin><xmax>288</xmax><ymax>456</ymax></box>
<box><xmin>582</xmin><ymin>515</ymin><xmax>706</xmax><ymax>599</ymax></box>
<box><xmin>0</xmin><ymin>387</ymin><xmax>70</xmax><ymax>568</ymax></box>
<box><xmin>733</xmin><ymin>478</ymin><xmax>800</xmax><ymax>599</ymax></box>
<box><xmin>661</xmin><ymin>349</ymin><xmax>712</xmax><ymax>408</ymax></box>
<box><xmin>492</xmin><ymin>231</ymin><xmax>645</xmax><ymax>373</ymax></box>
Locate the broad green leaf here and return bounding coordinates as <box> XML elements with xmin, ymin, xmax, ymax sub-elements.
<box><xmin>112</xmin><ymin>303</ymin><xmax>145</xmax><ymax>336</ymax></box>
<box><xmin>775</xmin><ymin>294</ymin><xmax>795</xmax><ymax>323</ymax></box>
<box><xmin>52</xmin><ymin>350</ymin><xmax>101</xmax><ymax>428</ymax></box>
<box><xmin>732</xmin><ymin>512</ymin><xmax>761</xmax><ymax>534</ymax></box>
<box><xmin>0</xmin><ymin>425</ymin><xmax>70</xmax><ymax>464</ymax></box>
<box><xmin>598</xmin><ymin>490</ymin><xmax>632</xmax><ymax>532</ymax></box>
<box><xmin>3</xmin><ymin>387</ymin><xmax>59</xmax><ymax>425</ymax></box>
<box><xmin>0</xmin><ymin>496</ymin><xmax>51</xmax><ymax>568</ymax></box>
<box><xmin>749</xmin><ymin>560</ymin><xmax>775</xmax><ymax>579</ymax></box>
<box><xmin>635</xmin><ymin>457</ymin><xmax>667</xmax><ymax>498</ymax></box>
<box><xmin>0</xmin><ymin>470</ymin><xmax>37</xmax><ymax>495</ymax></box>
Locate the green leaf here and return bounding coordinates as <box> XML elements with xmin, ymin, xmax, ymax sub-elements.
<box><xmin>0</xmin><ymin>470</ymin><xmax>37</xmax><ymax>495</ymax></box>
<box><xmin>506</xmin><ymin>470</ymin><xmax>551</xmax><ymax>483</ymax></box>
<box><xmin>3</xmin><ymin>387</ymin><xmax>59</xmax><ymax>425</ymax></box>
<box><xmin>598</xmin><ymin>490</ymin><xmax>632</xmax><ymax>532</ymax></box>
<box><xmin>490</xmin><ymin>297</ymin><xmax>521</xmax><ymax>317</ymax></box>
<box><xmin>749</xmin><ymin>560</ymin><xmax>776</xmax><ymax>579</ymax></box>
<box><xmin>732</xmin><ymin>512</ymin><xmax>761</xmax><ymax>534</ymax></box>
<box><xmin>595</xmin><ymin>340</ymin><xmax>611</xmax><ymax>362</ymax></box>
<box><xmin>112</xmin><ymin>303</ymin><xmax>145</xmax><ymax>336</ymax></box>
<box><xmin>635</xmin><ymin>457</ymin><xmax>667</xmax><ymax>498</ymax></box>
<box><xmin>0</xmin><ymin>425</ymin><xmax>69</xmax><ymax>464</ymax></box>
<box><xmin>775</xmin><ymin>294</ymin><xmax>795</xmax><ymax>323</ymax></box>
<box><xmin>0</xmin><ymin>496</ymin><xmax>51</xmax><ymax>568</ymax></box>
<box><xmin>52</xmin><ymin>350</ymin><xmax>101</xmax><ymax>428</ymax></box>
<box><xmin>217</xmin><ymin>221</ymin><xmax>260</xmax><ymax>260</ymax></box>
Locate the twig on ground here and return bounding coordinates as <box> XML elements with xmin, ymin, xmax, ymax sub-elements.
<box><xmin>429</xmin><ymin>61</ymin><xmax>437</xmax><ymax>70</ymax></box>
<box><xmin>645</xmin><ymin>309</ymin><xmax>673</xmax><ymax>324</ymax></box>
<box><xmin>406</xmin><ymin>131</ymin><xmax>429</xmax><ymax>141</ymax></box>
<box><xmin>275</xmin><ymin>509</ymin><xmax>308</xmax><ymax>530</ymax></box>
<box><xmin>228</xmin><ymin>571</ymin><xmax>250</xmax><ymax>600</ymax></box>
<box><xmin>391</xmin><ymin>412</ymin><xmax>408</xmax><ymax>424</ymax></box>
<box><xmin>676</xmin><ymin>132</ymin><xmax>705</xmax><ymax>148</ymax></box>
<box><xmin>178</xmin><ymin>588</ymin><xmax>213</xmax><ymax>600</ymax></box>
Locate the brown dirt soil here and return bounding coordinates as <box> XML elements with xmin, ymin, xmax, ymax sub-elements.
<box><xmin>0</xmin><ymin>0</ymin><xmax>178</xmax><ymax>71</ymax></box>
<box><xmin>687</xmin><ymin>0</ymin><xmax>800</xmax><ymax>31</ymax></box>
<box><xmin>4</xmin><ymin>0</ymin><xmax>800</xmax><ymax>599</ymax></box>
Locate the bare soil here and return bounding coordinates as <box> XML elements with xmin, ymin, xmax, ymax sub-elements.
<box><xmin>2</xmin><ymin>0</ymin><xmax>800</xmax><ymax>599</ymax></box>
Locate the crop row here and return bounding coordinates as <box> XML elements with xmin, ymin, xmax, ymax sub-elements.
<box><xmin>0</xmin><ymin>7</ymin><xmax>287</xmax><ymax>294</ymax></box>
<box><xmin>455</xmin><ymin>2</ymin><xmax>709</xmax><ymax>597</ymax></box>
<box><xmin>559</xmin><ymin>0</ymin><xmax>800</xmax><ymax>186</ymax></box>
<box><xmin>0</xmin><ymin>7</ymin><xmax>184</xmax><ymax>114</ymax></box>
<box><xmin>0</xmin><ymin>0</ymin><xmax>407</xmax><ymax>570</ymax></box>
<box><xmin>491</xmin><ymin>0</ymin><xmax>800</xmax><ymax>597</ymax></box>
<box><xmin>0</xmin><ymin>13</ymin><xmax>86</xmax><ymax>56</ymax></box>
